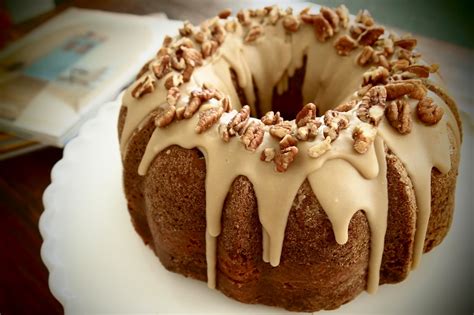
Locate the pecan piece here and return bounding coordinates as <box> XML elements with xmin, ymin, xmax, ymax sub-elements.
<box><xmin>261</xmin><ymin>111</ymin><xmax>283</xmax><ymax>125</ymax></box>
<box><xmin>164</xmin><ymin>74</ymin><xmax>183</xmax><ymax>90</ymax></box>
<box><xmin>295</xmin><ymin>103</ymin><xmax>317</xmax><ymax>127</ymax></box>
<box><xmin>241</xmin><ymin>121</ymin><xmax>264</xmax><ymax>151</ymax></box>
<box><xmin>350</xmin><ymin>24</ymin><xmax>366</xmax><ymax>39</ymax></box>
<box><xmin>260</xmin><ymin>147</ymin><xmax>276</xmax><ymax>162</ymax></box>
<box><xmin>171</xmin><ymin>56</ymin><xmax>186</xmax><ymax>71</ymax></box>
<box><xmin>283</xmin><ymin>15</ymin><xmax>300</xmax><ymax>32</ymax></box>
<box><xmin>416</xmin><ymin>97</ymin><xmax>444</xmax><ymax>125</ymax></box>
<box><xmin>151</xmin><ymin>55</ymin><xmax>171</xmax><ymax>79</ymax></box>
<box><xmin>394</xmin><ymin>38</ymin><xmax>417</xmax><ymax>50</ymax></box>
<box><xmin>359</xmin><ymin>27</ymin><xmax>384</xmax><ymax>46</ymax></box>
<box><xmin>385</xmin><ymin>99</ymin><xmax>412</xmax><ymax>134</ymax></box>
<box><xmin>279</xmin><ymin>134</ymin><xmax>298</xmax><ymax>149</ymax></box>
<box><xmin>357</xmin><ymin>46</ymin><xmax>374</xmax><ymax>66</ymax></box>
<box><xmin>334</xmin><ymin>35</ymin><xmax>358</xmax><ymax>56</ymax></box>
<box><xmin>324</xmin><ymin>110</ymin><xmax>349</xmax><ymax>131</ymax></box>
<box><xmin>182</xmin><ymin>47</ymin><xmax>203</xmax><ymax>67</ymax></box>
<box><xmin>228</xmin><ymin>105</ymin><xmax>250</xmax><ymax>136</ymax></box>
<box><xmin>166</xmin><ymin>87</ymin><xmax>181</xmax><ymax>106</ymax></box>
<box><xmin>334</xmin><ymin>100</ymin><xmax>357</xmax><ymax>112</ymax></box>
<box><xmin>357</xmin><ymin>85</ymin><xmax>386</xmax><ymax>125</ymax></box>
<box><xmin>196</xmin><ymin>107</ymin><xmax>224</xmax><ymax>133</ymax></box>
<box><xmin>353</xmin><ymin>123</ymin><xmax>377</xmax><ymax>154</ymax></box>
<box><xmin>179</xmin><ymin>21</ymin><xmax>193</xmax><ymax>36</ymax></box>
<box><xmin>320</xmin><ymin>7</ymin><xmax>339</xmax><ymax>32</ymax></box>
<box><xmin>355</xmin><ymin>9</ymin><xmax>374</xmax><ymax>27</ymax></box>
<box><xmin>406</xmin><ymin>64</ymin><xmax>430</xmax><ymax>78</ymax></box>
<box><xmin>201</xmin><ymin>40</ymin><xmax>219</xmax><ymax>58</ymax></box>
<box><xmin>269</xmin><ymin>121</ymin><xmax>293</xmax><ymax>139</ymax></box>
<box><xmin>182</xmin><ymin>63</ymin><xmax>195</xmax><ymax>82</ymax></box>
<box><xmin>155</xmin><ymin>105</ymin><xmax>176</xmax><ymax>128</ymax></box>
<box><xmin>184</xmin><ymin>94</ymin><xmax>202</xmax><ymax>119</ymax></box>
<box><xmin>335</xmin><ymin>5</ymin><xmax>349</xmax><ymax>29</ymax></box>
<box><xmin>132</xmin><ymin>74</ymin><xmax>155</xmax><ymax>99</ymax></box>
<box><xmin>237</xmin><ymin>9</ymin><xmax>251</xmax><ymax>26</ymax></box>
<box><xmin>385</xmin><ymin>82</ymin><xmax>415</xmax><ymax>100</ymax></box>
<box><xmin>308</xmin><ymin>136</ymin><xmax>332</xmax><ymax>158</ymax></box>
<box><xmin>363</xmin><ymin>66</ymin><xmax>389</xmax><ymax>85</ymax></box>
<box><xmin>296</xmin><ymin>120</ymin><xmax>320</xmax><ymax>141</ymax></box>
<box><xmin>245</xmin><ymin>25</ymin><xmax>264</xmax><ymax>43</ymax></box>
<box><xmin>391</xmin><ymin>59</ymin><xmax>410</xmax><ymax>72</ymax></box>
<box><xmin>218</xmin><ymin>8</ymin><xmax>232</xmax><ymax>19</ymax></box>
<box><xmin>313</xmin><ymin>14</ymin><xmax>333</xmax><ymax>42</ymax></box>
<box><xmin>274</xmin><ymin>146</ymin><xmax>298</xmax><ymax>172</ymax></box>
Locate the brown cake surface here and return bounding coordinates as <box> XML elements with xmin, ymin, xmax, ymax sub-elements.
<box><xmin>118</xmin><ymin>5</ymin><xmax>462</xmax><ymax>312</ymax></box>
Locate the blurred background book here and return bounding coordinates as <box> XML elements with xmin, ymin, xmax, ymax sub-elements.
<box><xmin>0</xmin><ymin>4</ymin><xmax>180</xmax><ymax>158</ymax></box>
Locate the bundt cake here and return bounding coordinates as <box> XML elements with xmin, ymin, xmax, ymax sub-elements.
<box><xmin>118</xmin><ymin>5</ymin><xmax>462</xmax><ymax>312</ymax></box>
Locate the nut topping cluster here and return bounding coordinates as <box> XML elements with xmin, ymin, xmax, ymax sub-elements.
<box><xmin>128</xmin><ymin>5</ymin><xmax>446</xmax><ymax>173</ymax></box>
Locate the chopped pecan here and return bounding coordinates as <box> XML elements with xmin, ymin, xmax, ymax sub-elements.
<box><xmin>394</xmin><ymin>37</ymin><xmax>417</xmax><ymax>50</ymax></box>
<box><xmin>406</xmin><ymin>64</ymin><xmax>430</xmax><ymax>78</ymax></box>
<box><xmin>260</xmin><ymin>147</ymin><xmax>276</xmax><ymax>162</ymax></box>
<box><xmin>409</xmin><ymin>80</ymin><xmax>427</xmax><ymax>100</ymax></box>
<box><xmin>166</xmin><ymin>87</ymin><xmax>181</xmax><ymax>106</ymax></box>
<box><xmin>320</xmin><ymin>7</ymin><xmax>339</xmax><ymax>32</ymax></box>
<box><xmin>308</xmin><ymin>136</ymin><xmax>332</xmax><ymax>158</ymax></box>
<box><xmin>196</xmin><ymin>106</ymin><xmax>224</xmax><ymax>133</ymax></box>
<box><xmin>268</xmin><ymin>6</ymin><xmax>281</xmax><ymax>24</ymax></box>
<box><xmin>357</xmin><ymin>45</ymin><xmax>374</xmax><ymax>66</ymax></box>
<box><xmin>363</xmin><ymin>66</ymin><xmax>389</xmax><ymax>85</ymax></box>
<box><xmin>279</xmin><ymin>134</ymin><xmax>298</xmax><ymax>149</ymax></box>
<box><xmin>334</xmin><ymin>35</ymin><xmax>358</xmax><ymax>56</ymax></box>
<box><xmin>350</xmin><ymin>24</ymin><xmax>366</xmax><ymax>39</ymax></box>
<box><xmin>376</xmin><ymin>54</ymin><xmax>390</xmax><ymax>69</ymax></box>
<box><xmin>164</xmin><ymin>74</ymin><xmax>184</xmax><ymax>90</ymax></box>
<box><xmin>245</xmin><ymin>25</ymin><xmax>264</xmax><ymax>43</ymax></box>
<box><xmin>151</xmin><ymin>55</ymin><xmax>171</xmax><ymax>79</ymax></box>
<box><xmin>382</xmin><ymin>37</ymin><xmax>394</xmax><ymax>56</ymax></box>
<box><xmin>221</xmin><ymin>96</ymin><xmax>231</xmax><ymax>112</ymax></box>
<box><xmin>334</xmin><ymin>100</ymin><xmax>357</xmax><ymax>112</ymax></box>
<box><xmin>283</xmin><ymin>15</ymin><xmax>300</xmax><ymax>32</ymax></box>
<box><xmin>385</xmin><ymin>82</ymin><xmax>415</xmax><ymax>100</ymax></box>
<box><xmin>182</xmin><ymin>63</ymin><xmax>195</xmax><ymax>82</ymax></box>
<box><xmin>385</xmin><ymin>99</ymin><xmax>412</xmax><ymax>134</ymax></box>
<box><xmin>225</xmin><ymin>20</ymin><xmax>237</xmax><ymax>32</ymax></box>
<box><xmin>241</xmin><ymin>121</ymin><xmax>264</xmax><ymax>151</ymax></box>
<box><xmin>391</xmin><ymin>59</ymin><xmax>410</xmax><ymax>72</ymax></box>
<box><xmin>416</xmin><ymin>97</ymin><xmax>444</xmax><ymax>125</ymax></box>
<box><xmin>357</xmin><ymin>85</ymin><xmax>386</xmax><ymax>125</ymax></box>
<box><xmin>296</xmin><ymin>120</ymin><xmax>320</xmax><ymax>141</ymax></box>
<box><xmin>324</xmin><ymin>110</ymin><xmax>349</xmax><ymax>131</ymax></box>
<box><xmin>182</xmin><ymin>47</ymin><xmax>203</xmax><ymax>67</ymax></box>
<box><xmin>218</xmin><ymin>8</ymin><xmax>232</xmax><ymax>19</ymax></box>
<box><xmin>194</xmin><ymin>31</ymin><xmax>206</xmax><ymax>44</ymax></box>
<box><xmin>355</xmin><ymin>9</ymin><xmax>374</xmax><ymax>27</ymax></box>
<box><xmin>201</xmin><ymin>40</ymin><xmax>219</xmax><ymax>58</ymax></box>
<box><xmin>179</xmin><ymin>21</ymin><xmax>194</xmax><ymax>36</ymax></box>
<box><xmin>228</xmin><ymin>105</ymin><xmax>250</xmax><ymax>136</ymax></box>
<box><xmin>359</xmin><ymin>27</ymin><xmax>384</xmax><ymax>46</ymax></box>
<box><xmin>313</xmin><ymin>14</ymin><xmax>333</xmax><ymax>42</ymax></box>
<box><xmin>335</xmin><ymin>5</ymin><xmax>349</xmax><ymax>29</ymax></box>
<box><xmin>132</xmin><ymin>74</ymin><xmax>155</xmax><ymax>99</ymax></box>
<box><xmin>357</xmin><ymin>83</ymin><xmax>373</xmax><ymax>97</ymax></box>
<box><xmin>210</xmin><ymin>23</ymin><xmax>226</xmax><ymax>44</ymax></box>
<box><xmin>269</xmin><ymin>121</ymin><xmax>293</xmax><ymax>139</ymax></box>
<box><xmin>300</xmin><ymin>10</ymin><xmax>317</xmax><ymax>24</ymax></box>
<box><xmin>175</xmin><ymin>106</ymin><xmax>185</xmax><ymax>120</ymax></box>
<box><xmin>261</xmin><ymin>111</ymin><xmax>283</xmax><ymax>125</ymax></box>
<box><xmin>184</xmin><ymin>94</ymin><xmax>202</xmax><ymax>119</ymax></box>
<box><xmin>155</xmin><ymin>105</ymin><xmax>176</xmax><ymax>128</ymax></box>
<box><xmin>274</xmin><ymin>146</ymin><xmax>298</xmax><ymax>172</ymax></box>
<box><xmin>162</xmin><ymin>35</ymin><xmax>173</xmax><ymax>47</ymax></box>
<box><xmin>171</xmin><ymin>56</ymin><xmax>186</xmax><ymax>71</ymax></box>
<box><xmin>353</xmin><ymin>122</ymin><xmax>377</xmax><ymax>154</ymax></box>
<box><xmin>295</xmin><ymin>103</ymin><xmax>317</xmax><ymax>127</ymax></box>
<box><xmin>237</xmin><ymin>9</ymin><xmax>251</xmax><ymax>26</ymax></box>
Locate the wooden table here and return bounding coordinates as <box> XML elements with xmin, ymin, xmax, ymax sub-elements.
<box><xmin>0</xmin><ymin>1</ymin><xmax>472</xmax><ymax>314</ymax></box>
